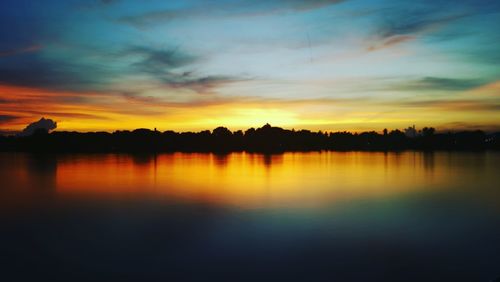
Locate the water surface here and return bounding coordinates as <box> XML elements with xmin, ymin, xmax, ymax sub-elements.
<box><xmin>1</xmin><ymin>152</ymin><xmax>499</xmax><ymax>281</ymax></box>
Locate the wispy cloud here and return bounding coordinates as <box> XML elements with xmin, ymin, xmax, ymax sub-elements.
<box><xmin>438</xmin><ymin>121</ymin><xmax>500</xmax><ymax>132</ymax></box>
<box><xmin>366</xmin><ymin>2</ymin><xmax>470</xmax><ymax>51</ymax></box>
<box><xmin>367</xmin><ymin>35</ymin><xmax>415</xmax><ymax>51</ymax></box>
<box><xmin>118</xmin><ymin>10</ymin><xmax>179</xmax><ymax>27</ymax></box>
<box><xmin>395</xmin><ymin>99</ymin><xmax>500</xmax><ymax>112</ymax></box>
<box><xmin>119</xmin><ymin>0</ymin><xmax>347</xmax><ymax>27</ymax></box>
<box><xmin>375</xmin><ymin>13</ymin><xmax>467</xmax><ymax>40</ymax></box>
<box><xmin>122</xmin><ymin>46</ymin><xmax>246</xmax><ymax>93</ymax></box>
<box><xmin>100</xmin><ymin>0</ymin><xmax>118</xmax><ymax>4</ymax></box>
<box><xmin>0</xmin><ymin>44</ymin><xmax>42</xmax><ymax>57</ymax></box>
<box><xmin>389</xmin><ymin>77</ymin><xmax>486</xmax><ymax>92</ymax></box>
<box><xmin>0</xmin><ymin>43</ymin><xmax>243</xmax><ymax>95</ymax></box>
<box><xmin>28</xmin><ymin>111</ymin><xmax>111</xmax><ymax>120</ymax></box>
<box><xmin>128</xmin><ymin>46</ymin><xmax>197</xmax><ymax>71</ymax></box>
<box><xmin>0</xmin><ymin>114</ymin><xmax>19</xmax><ymax>123</ymax></box>
<box><xmin>0</xmin><ymin>53</ymin><xmax>117</xmax><ymax>91</ymax></box>
<box><xmin>283</xmin><ymin>0</ymin><xmax>346</xmax><ymax>11</ymax></box>
<box><xmin>164</xmin><ymin>75</ymin><xmax>245</xmax><ymax>94</ymax></box>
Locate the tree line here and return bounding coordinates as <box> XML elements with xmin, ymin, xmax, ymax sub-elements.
<box><xmin>0</xmin><ymin>123</ymin><xmax>498</xmax><ymax>152</ymax></box>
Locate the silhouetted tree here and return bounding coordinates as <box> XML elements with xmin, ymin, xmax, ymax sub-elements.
<box><xmin>0</xmin><ymin>124</ymin><xmax>497</xmax><ymax>152</ymax></box>
<box><xmin>422</xmin><ymin>127</ymin><xmax>435</xmax><ymax>137</ymax></box>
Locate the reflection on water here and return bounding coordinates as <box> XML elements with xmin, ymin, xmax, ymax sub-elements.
<box><xmin>0</xmin><ymin>152</ymin><xmax>499</xmax><ymax>281</ymax></box>
<box><xmin>19</xmin><ymin>152</ymin><xmax>500</xmax><ymax>207</ymax></box>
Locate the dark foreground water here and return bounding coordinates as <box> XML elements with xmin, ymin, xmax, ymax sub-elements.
<box><xmin>1</xmin><ymin>152</ymin><xmax>499</xmax><ymax>281</ymax></box>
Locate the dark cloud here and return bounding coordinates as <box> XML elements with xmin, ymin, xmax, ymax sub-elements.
<box><xmin>394</xmin><ymin>99</ymin><xmax>500</xmax><ymax>112</ymax></box>
<box><xmin>439</xmin><ymin>121</ymin><xmax>500</xmax><ymax>132</ymax></box>
<box><xmin>26</xmin><ymin>111</ymin><xmax>110</xmax><ymax>120</ymax></box>
<box><xmin>119</xmin><ymin>0</ymin><xmax>347</xmax><ymax>27</ymax></box>
<box><xmin>366</xmin><ymin>1</ymin><xmax>473</xmax><ymax>50</ymax></box>
<box><xmin>0</xmin><ymin>114</ymin><xmax>18</xmax><ymax>123</ymax></box>
<box><xmin>164</xmin><ymin>75</ymin><xmax>243</xmax><ymax>93</ymax></box>
<box><xmin>376</xmin><ymin>12</ymin><xmax>467</xmax><ymax>40</ymax></box>
<box><xmin>100</xmin><ymin>0</ymin><xmax>118</xmax><ymax>4</ymax></box>
<box><xmin>18</xmin><ymin>117</ymin><xmax>57</xmax><ymax>136</ymax></box>
<box><xmin>0</xmin><ymin>52</ymin><xmax>118</xmax><ymax>91</ymax></box>
<box><xmin>0</xmin><ymin>44</ymin><xmax>42</xmax><ymax>57</ymax></box>
<box><xmin>0</xmin><ymin>129</ymin><xmax>18</xmax><ymax>136</ymax></box>
<box><xmin>0</xmin><ymin>66</ymin><xmax>111</xmax><ymax>92</ymax></box>
<box><xmin>129</xmin><ymin>46</ymin><xmax>197</xmax><ymax>73</ymax></box>
<box><xmin>390</xmin><ymin>77</ymin><xmax>486</xmax><ymax>92</ymax></box>
<box><xmin>339</xmin><ymin>76</ymin><xmax>488</xmax><ymax>94</ymax></box>
<box><xmin>119</xmin><ymin>10</ymin><xmax>179</xmax><ymax>27</ymax></box>
<box><xmin>452</xmin><ymin>48</ymin><xmax>500</xmax><ymax>65</ymax></box>
<box><xmin>0</xmin><ymin>46</ymin><xmax>188</xmax><ymax>91</ymax></box>
<box><xmin>124</xmin><ymin>46</ymin><xmax>244</xmax><ymax>93</ymax></box>
<box><xmin>282</xmin><ymin>0</ymin><xmax>346</xmax><ymax>11</ymax></box>
<box><xmin>0</xmin><ymin>44</ymin><xmax>241</xmax><ymax>95</ymax></box>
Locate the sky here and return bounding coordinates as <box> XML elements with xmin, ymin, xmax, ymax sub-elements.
<box><xmin>0</xmin><ymin>0</ymin><xmax>499</xmax><ymax>133</ymax></box>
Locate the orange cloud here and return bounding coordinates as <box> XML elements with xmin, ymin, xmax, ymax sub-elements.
<box><xmin>1</xmin><ymin>81</ymin><xmax>499</xmax><ymax>134</ymax></box>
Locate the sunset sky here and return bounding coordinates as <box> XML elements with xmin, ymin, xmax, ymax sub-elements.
<box><xmin>0</xmin><ymin>0</ymin><xmax>499</xmax><ymax>133</ymax></box>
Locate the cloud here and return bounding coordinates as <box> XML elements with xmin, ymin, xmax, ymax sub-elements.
<box><xmin>26</xmin><ymin>111</ymin><xmax>110</xmax><ymax>120</ymax></box>
<box><xmin>366</xmin><ymin>2</ymin><xmax>471</xmax><ymax>51</ymax></box>
<box><xmin>0</xmin><ymin>43</ymin><xmax>242</xmax><ymax>95</ymax></box>
<box><xmin>376</xmin><ymin>13</ymin><xmax>467</xmax><ymax>40</ymax></box>
<box><xmin>162</xmin><ymin>75</ymin><xmax>244</xmax><ymax>94</ymax></box>
<box><xmin>119</xmin><ymin>10</ymin><xmax>179</xmax><ymax>27</ymax></box>
<box><xmin>452</xmin><ymin>48</ymin><xmax>500</xmax><ymax>65</ymax></box>
<box><xmin>389</xmin><ymin>77</ymin><xmax>486</xmax><ymax>92</ymax></box>
<box><xmin>0</xmin><ymin>129</ymin><xmax>18</xmax><ymax>136</ymax></box>
<box><xmin>0</xmin><ymin>54</ymin><xmax>117</xmax><ymax>91</ymax></box>
<box><xmin>124</xmin><ymin>46</ymin><xmax>245</xmax><ymax>93</ymax></box>
<box><xmin>18</xmin><ymin>117</ymin><xmax>57</xmax><ymax>136</ymax></box>
<box><xmin>0</xmin><ymin>44</ymin><xmax>42</xmax><ymax>57</ymax></box>
<box><xmin>129</xmin><ymin>46</ymin><xmax>197</xmax><ymax>73</ymax></box>
<box><xmin>438</xmin><ymin>121</ymin><xmax>500</xmax><ymax>132</ymax></box>
<box><xmin>119</xmin><ymin>0</ymin><xmax>347</xmax><ymax>27</ymax></box>
<box><xmin>100</xmin><ymin>0</ymin><xmax>118</xmax><ymax>4</ymax></box>
<box><xmin>392</xmin><ymin>99</ymin><xmax>500</xmax><ymax>112</ymax></box>
<box><xmin>120</xmin><ymin>92</ymin><xmax>372</xmax><ymax>109</ymax></box>
<box><xmin>0</xmin><ymin>114</ymin><xmax>18</xmax><ymax>124</ymax></box>
<box><xmin>283</xmin><ymin>0</ymin><xmax>346</xmax><ymax>11</ymax></box>
<box><xmin>367</xmin><ymin>35</ymin><xmax>415</xmax><ymax>51</ymax></box>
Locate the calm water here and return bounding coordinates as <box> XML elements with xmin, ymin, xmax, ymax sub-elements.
<box><xmin>1</xmin><ymin>152</ymin><xmax>499</xmax><ymax>281</ymax></box>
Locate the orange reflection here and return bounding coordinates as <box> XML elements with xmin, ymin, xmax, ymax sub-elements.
<box><xmin>52</xmin><ymin>152</ymin><xmax>498</xmax><ymax>208</ymax></box>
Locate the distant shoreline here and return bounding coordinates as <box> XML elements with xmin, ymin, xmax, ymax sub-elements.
<box><xmin>1</xmin><ymin>124</ymin><xmax>499</xmax><ymax>152</ymax></box>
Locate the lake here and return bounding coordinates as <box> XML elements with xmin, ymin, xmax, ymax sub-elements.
<box><xmin>1</xmin><ymin>152</ymin><xmax>499</xmax><ymax>281</ymax></box>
